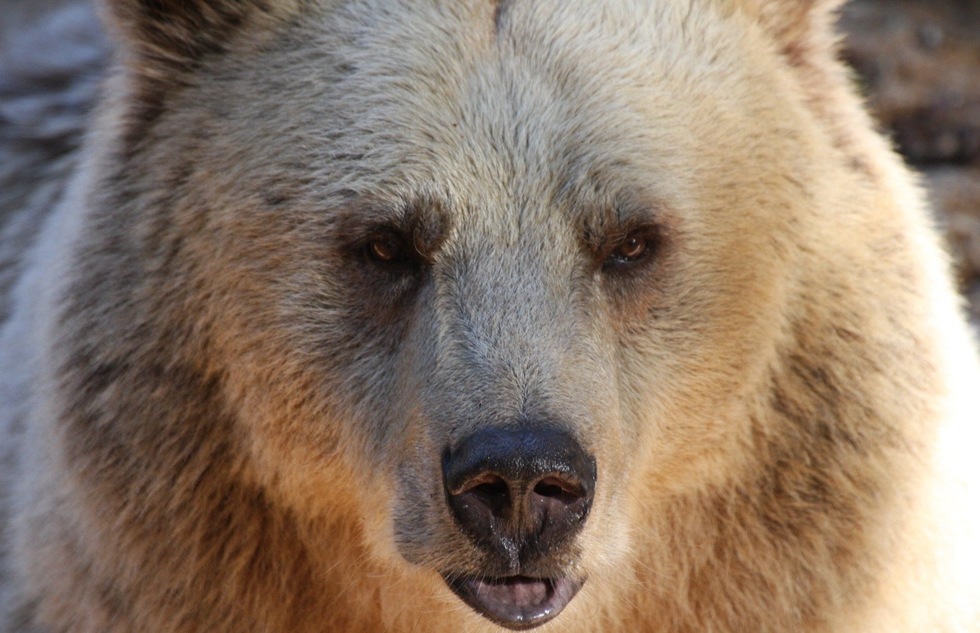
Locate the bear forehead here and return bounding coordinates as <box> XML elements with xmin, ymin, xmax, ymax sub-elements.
<box><xmin>197</xmin><ymin>0</ymin><xmax>817</xmax><ymax>231</ymax></box>
<box><xmin>301</xmin><ymin>0</ymin><xmax>799</xmax><ymax>171</ymax></box>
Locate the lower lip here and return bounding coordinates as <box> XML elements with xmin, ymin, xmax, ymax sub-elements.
<box><xmin>443</xmin><ymin>574</ymin><xmax>584</xmax><ymax>630</ymax></box>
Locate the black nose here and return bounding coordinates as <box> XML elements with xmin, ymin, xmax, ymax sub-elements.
<box><xmin>443</xmin><ymin>424</ymin><xmax>596</xmax><ymax>560</ymax></box>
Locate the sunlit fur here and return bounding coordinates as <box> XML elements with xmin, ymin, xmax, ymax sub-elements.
<box><xmin>2</xmin><ymin>0</ymin><xmax>979</xmax><ymax>631</ymax></box>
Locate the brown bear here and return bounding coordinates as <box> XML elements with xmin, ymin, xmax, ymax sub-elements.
<box><xmin>1</xmin><ymin>0</ymin><xmax>979</xmax><ymax>631</ymax></box>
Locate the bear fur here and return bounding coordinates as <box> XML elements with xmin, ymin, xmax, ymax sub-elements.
<box><xmin>1</xmin><ymin>0</ymin><xmax>979</xmax><ymax>631</ymax></box>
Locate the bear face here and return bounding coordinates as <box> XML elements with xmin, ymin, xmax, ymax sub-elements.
<box><xmin>84</xmin><ymin>0</ymin><xmax>828</xmax><ymax>614</ymax></box>
<box><xmin>4</xmin><ymin>0</ymin><xmax>977</xmax><ymax>631</ymax></box>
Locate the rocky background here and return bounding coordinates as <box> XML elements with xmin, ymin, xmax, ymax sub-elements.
<box><xmin>840</xmin><ymin>0</ymin><xmax>980</xmax><ymax>324</ymax></box>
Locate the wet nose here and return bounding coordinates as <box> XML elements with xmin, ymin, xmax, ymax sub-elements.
<box><xmin>443</xmin><ymin>424</ymin><xmax>596</xmax><ymax>556</ymax></box>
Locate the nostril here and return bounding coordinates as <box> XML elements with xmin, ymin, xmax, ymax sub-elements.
<box><xmin>458</xmin><ymin>475</ymin><xmax>510</xmax><ymax>516</ymax></box>
<box><xmin>533</xmin><ymin>481</ymin><xmax>563</xmax><ymax>498</ymax></box>
<box><xmin>532</xmin><ymin>476</ymin><xmax>584</xmax><ymax>504</ymax></box>
<box><xmin>451</xmin><ymin>472</ymin><xmax>503</xmax><ymax>496</ymax></box>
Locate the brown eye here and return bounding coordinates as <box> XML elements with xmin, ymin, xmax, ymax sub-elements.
<box><xmin>367</xmin><ymin>235</ymin><xmax>402</xmax><ymax>263</ymax></box>
<box><xmin>607</xmin><ymin>232</ymin><xmax>653</xmax><ymax>267</ymax></box>
<box><xmin>617</xmin><ymin>236</ymin><xmax>648</xmax><ymax>261</ymax></box>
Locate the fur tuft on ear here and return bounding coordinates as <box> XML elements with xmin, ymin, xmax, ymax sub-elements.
<box><xmin>730</xmin><ymin>0</ymin><xmax>846</xmax><ymax>67</ymax></box>
<box><xmin>728</xmin><ymin>0</ymin><xmax>889</xmax><ymax>182</ymax></box>
<box><xmin>100</xmin><ymin>0</ymin><xmax>299</xmax><ymax>75</ymax></box>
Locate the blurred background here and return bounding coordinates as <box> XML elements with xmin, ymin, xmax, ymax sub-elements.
<box><xmin>1</xmin><ymin>0</ymin><xmax>979</xmax><ymax>323</ymax></box>
<box><xmin>841</xmin><ymin>0</ymin><xmax>980</xmax><ymax>326</ymax></box>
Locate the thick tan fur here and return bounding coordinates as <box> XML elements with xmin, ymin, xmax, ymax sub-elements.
<box><xmin>2</xmin><ymin>0</ymin><xmax>979</xmax><ymax>631</ymax></box>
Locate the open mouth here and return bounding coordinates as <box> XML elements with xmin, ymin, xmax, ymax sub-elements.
<box><xmin>443</xmin><ymin>574</ymin><xmax>584</xmax><ymax>630</ymax></box>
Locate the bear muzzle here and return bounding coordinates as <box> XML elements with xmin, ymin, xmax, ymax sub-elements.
<box><xmin>441</xmin><ymin>424</ymin><xmax>595</xmax><ymax>628</ymax></box>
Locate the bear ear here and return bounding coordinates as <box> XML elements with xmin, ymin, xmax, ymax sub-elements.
<box><xmin>732</xmin><ymin>0</ymin><xmax>846</xmax><ymax>66</ymax></box>
<box><xmin>101</xmin><ymin>0</ymin><xmax>299</xmax><ymax>75</ymax></box>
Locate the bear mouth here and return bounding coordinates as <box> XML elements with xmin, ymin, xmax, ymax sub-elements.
<box><xmin>443</xmin><ymin>574</ymin><xmax>584</xmax><ymax>630</ymax></box>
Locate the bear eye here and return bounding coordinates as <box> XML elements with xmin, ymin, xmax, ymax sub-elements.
<box><xmin>366</xmin><ymin>234</ymin><xmax>404</xmax><ymax>264</ymax></box>
<box><xmin>605</xmin><ymin>231</ymin><xmax>655</xmax><ymax>268</ymax></box>
<box><xmin>616</xmin><ymin>236</ymin><xmax>647</xmax><ymax>260</ymax></box>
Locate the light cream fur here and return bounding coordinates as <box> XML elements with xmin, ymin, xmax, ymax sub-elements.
<box><xmin>1</xmin><ymin>0</ymin><xmax>978</xmax><ymax>631</ymax></box>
